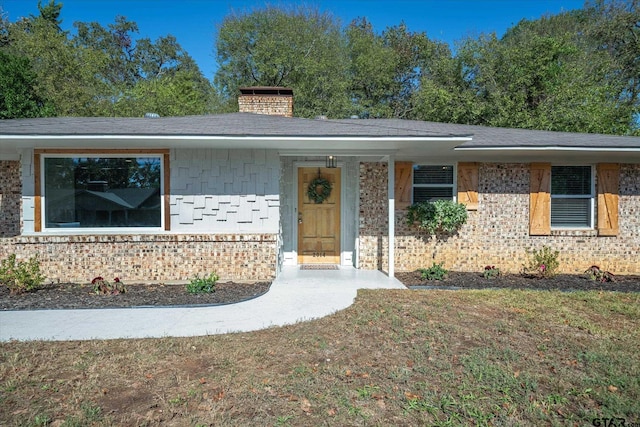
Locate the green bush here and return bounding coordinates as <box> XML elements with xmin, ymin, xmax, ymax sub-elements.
<box><xmin>91</xmin><ymin>277</ymin><xmax>126</xmax><ymax>295</ymax></box>
<box><xmin>419</xmin><ymin>262</ymin><xmax>448</xmax><ymax>281</ymax></box>
<box><xmin>186</xmin><ymin>272</ymin><xmax>219</xmax><ymax>294</ymax></box>
<box><xmin>584</xmin><ymin>265</ymin><xmax>615</xmax><ymax>282</ymax></box>
<box><xmin>0</xmin><ymin>254</ymin><xmax>46</xmax><ymax>294</ymax></box>
<box><xmin>406</xmin><ymin>200</ymin><xmax>468</xmax><ymax>235</ymax></box>
<box><xmin>483</xmin><ymin>265</ymin><xmax>501</xmax><ymax>279</ymax></box>
<box><xmin>523</xmin><ymin>246</ymin><xmax>560</xmax><ymax>278</ymax></box>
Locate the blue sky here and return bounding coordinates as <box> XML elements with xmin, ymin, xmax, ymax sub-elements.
<box><xmin>1</xmin><ymin>0</ymin><xmax>586</xmax><ymax>79</ymax></box>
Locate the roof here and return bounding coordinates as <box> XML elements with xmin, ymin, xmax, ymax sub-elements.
<box><xmin>1</xmin><ymin>113</ymin><xmax>639</xmax><ymax>162</ymax></box>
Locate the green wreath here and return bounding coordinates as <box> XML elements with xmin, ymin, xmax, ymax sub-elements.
<box><xmin>307</xmin><ymin>177</ymin><xmax>332</xmax><ymax>204</ymax></box>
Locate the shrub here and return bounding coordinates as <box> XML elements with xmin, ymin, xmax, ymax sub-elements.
<box><xmin>406</xmin><ymin>200</ymin><xmax>468</xmax><ymax>235</ymax></box>
<box><xmin>186</xmin><ymin>272</ymin><xmax>218</xmax><ymax>294</ymax></box>
<box><xmin>419</xmin><ymin>262</ymin><xmax>448</xmax><ymax>281</ymax></box>
<box><xmin>0</xmin><ymin>254</ymin><xmax>46</xmax><ymax>294</ymax></box>
<box><xmin>523</xmin><ymin>246</ymin><xmax>560</xmax><ymax>278</ymax></box>
<box><xmin>584</xmin><ymin>265</ymin><xmax>615</xmax><ymax>282</ymax></box>
<box><xmin>92</xmin><ymin>277</ymin><xmax>126</xmax><ymax>295</ymax></box>
<box><xmin>483</xmin><ymin>265</ymin><xmax>501</xmax><ymax>279</ymax></box>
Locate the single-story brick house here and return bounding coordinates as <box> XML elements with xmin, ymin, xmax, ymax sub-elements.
<box><xmin>1</xmin><ymin>87</ymin><xmax>639</xmax><ymax>282</ymax></box>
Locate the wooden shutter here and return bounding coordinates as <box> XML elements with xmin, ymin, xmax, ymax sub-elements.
<box><xmin>395</xmin><ymin>162</ymin><xmax>413</xmax><ymax>209</ymax></box>
<box><xmin>529</xmin><ymin>163</ymin><xmax>551</xmax><ymax>236</ymax></box>
<box><xmin>597</xmin><ymin>163</ymin><xmax>619</xmax><ymax>236</ymax></box>
<box><xmin>457</xmin><ymin>162</ymin><xmax>479</xmax><ymax>210</ymax></box>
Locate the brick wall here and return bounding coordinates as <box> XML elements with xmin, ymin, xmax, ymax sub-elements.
<box><xmin>358</xmin><ymin>162</ymin><xmax>389</xmax><ymax>270</ymax></box>
<box><xmin>238</xmin><ymin>92</ymin><xmax>293</xmax><ymax>117</ymax></box>
<box><xmin>359</xmin><ymin>162</ymin><xmax>640</xmax><ymax>275</ymax></box>
<box><xmin>0</xmin><ymin>234</ymin><xmax>278</xmax><ymax>283</ymax></box>
<box><xmin>0</xmin><ymin>160</ymin><xmax>21</xmax><ymax>237</ymax></box>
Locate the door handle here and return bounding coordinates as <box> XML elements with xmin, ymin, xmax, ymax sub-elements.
<box><xmin>298</xmin><ymin>214</ymin><xmax>303</xmax><ymax>224</ymax></box>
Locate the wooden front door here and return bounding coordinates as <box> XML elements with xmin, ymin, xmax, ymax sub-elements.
<box><xmin>298</xmin><ymin>167</ymin><xmax>341</xmax><ymax>264</ymax></box>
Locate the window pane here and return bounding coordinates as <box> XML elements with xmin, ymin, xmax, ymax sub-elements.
<box><xmin>551</xmin><ymin>198</ymin><xmax>590</xmax><ymax>227</ymax></box>
<box><xmin>551</xmin><ymin>166</ymin><xmax>591</xmax><ymax>195</ymax></box>
<box><xmin>413</xmin><ymin>165</ymin><xmax>453</xmax><ymax>185</ymax></box>
<box><xmin>44</xmin><ymin>157</ymin><xmax>161</xmax><ymax>228</ymax></box>
<box><xmin>413</xmin><ymin>187</ymin><xmax>453</xmax><ymax>203</ymax></box>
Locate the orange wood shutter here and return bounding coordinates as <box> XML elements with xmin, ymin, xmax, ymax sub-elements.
<box><xmin>457</xmin><ymin>162</ymin><xmax>479</xmax><ymax>210</ymax></box>
<box><xmin>529</xmin><ymin>163</ymin><xmax>551</xmax><ymax>236</ymax></box>
<box><xmin>597</xmin><ymin>163</ymin><xmax>619</xmax><ymax>236</ymax></box>
<box><xmin>395</xmin><ymin>162</ymin><xmax>413</xmax><ymax>209</ymax></box>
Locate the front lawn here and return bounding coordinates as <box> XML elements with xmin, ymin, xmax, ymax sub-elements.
<box><xmin>1</xmin><ymin>289</ymin><xmax>638</xmax><ymax>426</ymax></box>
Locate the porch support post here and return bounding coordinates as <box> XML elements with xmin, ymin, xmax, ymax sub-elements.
<box><xmin>387</xmin><ymin>154</ymin><xmax>395</xmax><ymax>278</ymax></box>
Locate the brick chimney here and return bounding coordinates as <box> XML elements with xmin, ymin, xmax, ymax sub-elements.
<box><xmin>238</xmin><ymin>87</ymin><xmax>293</xmax><ymax>117</ymax></box>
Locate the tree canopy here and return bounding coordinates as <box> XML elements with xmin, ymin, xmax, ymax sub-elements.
<box><xmin>1</xmin><ymin>0</ymin><xmax>638</xmax><ymax>135</ymax></box>
<box><xmin>214</xmin><ymin>5</ymin><xmax>351</xmax><ymax>118</ymax></box>
<box><xmin>1</xmin><ymin>1</ymin><xmax>216</xmax><ymax>117</ymax></box>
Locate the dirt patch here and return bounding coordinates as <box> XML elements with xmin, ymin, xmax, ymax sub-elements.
<box><xmin>0</xmin><ymin>281</ymin><xmax>271</xmax><ymax>311</ymax></box>
<box><xmin>396</xmin><ymin>271</ymin><xmax>640</xmax><ymax>292</ymax></box>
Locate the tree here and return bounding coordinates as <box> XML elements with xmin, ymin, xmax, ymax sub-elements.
<box><xmin>585</xmin><ymin>0</ymin><xmax>640</xmax><ymax>134</ymax></box>
<box><xmin>4</xmin><ymin>15</ymin><xmax>103</xmax><ymax>116</ymax></box>
<box><xmin>0</xmin><ymin>51</ymin><xmax>55</xmax><ymax>118</ymax></box>
<box><xmin>346</xmin><ymin>18</ymin><xmax>398</xmax><ymax>118</ymax></box>
<box><xmin>214</xmin><ymin>5</ymin><xmax>351</xmax><ymax>118</ymax></box>
<box><xmin>412</xmin><ymin>6</ymin><xmax>639</xmax><ymax>135</ymax></box>
<box><xmin>73</xmin><ymin>16</ymin><xmax>214</xmax><ymax>116</ymax></box>
<box><xmin>32</xmin><ymin>0</ymin><xmax>63</xmax><ymax>30</ymax></box>
<box><xmin>115</xmin><ymin>69</ymin><xmax>215</xmax><ymax>117</ymax></box>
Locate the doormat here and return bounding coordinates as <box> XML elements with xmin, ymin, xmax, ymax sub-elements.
<box><xmin>300</xmin><ymin>264</ymin><xmax>339</xmax><ymax>270</ymax></box>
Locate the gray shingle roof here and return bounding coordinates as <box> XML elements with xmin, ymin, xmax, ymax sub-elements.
<box><xmin>1</xmin><ymin>113</ymin><xmax>639</xmax><ymax>149</ymax></box>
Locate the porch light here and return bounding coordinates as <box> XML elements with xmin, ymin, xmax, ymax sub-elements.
<box><xmin>326</xmin><ymin>155</ymin><xmax>337</xmax><ymax>168</ymax></box>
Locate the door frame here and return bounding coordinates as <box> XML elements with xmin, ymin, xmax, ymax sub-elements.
<box><xmin>292</xmin><ymin>161</ymin><xmax>345</xmax><ymax>265</ymax></box>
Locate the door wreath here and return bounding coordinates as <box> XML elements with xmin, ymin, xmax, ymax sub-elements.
<box><xmin>307</xmin><ymin>176</ymin><xmax>332</xmax><ymax>204</ymax></box>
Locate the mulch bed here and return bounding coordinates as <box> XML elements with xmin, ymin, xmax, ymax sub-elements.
<box><xmin>2</xmin><ymin>272</ymin><xmax>639</xmax><ymax>311</ymax></box>
<box><xmin>0</xmin><ymin>281</ymin><xmax>271</xmax><ymax>311</ymax></box>
<box><xmin>396</xmin><ymin>271</ymin><xmax>640</xmax><ymax>293</ymax></box>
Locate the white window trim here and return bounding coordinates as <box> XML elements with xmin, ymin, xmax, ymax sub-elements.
<box><xmin>411</xmin><ymin>164</ymin><xmax>457</xmax><ymax>204</ymax></box>
<box><xmin>550</xmin><ymin>164</ymin><xmax>595</xmax><ymax>230</ymax></box>
<box><xmin>40</xmin><ymin>153</ymin><xmax>166</xmax><ymax>234</ymax></box>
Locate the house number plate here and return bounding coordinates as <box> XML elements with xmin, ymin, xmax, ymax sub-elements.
<box><xmin>312</xmin><ymin>252</ymin><xmax>327</xmax><ymax>257</ymax></box>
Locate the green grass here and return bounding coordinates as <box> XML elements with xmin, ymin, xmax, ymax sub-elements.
<box><xmin>1</xmin><ymin>289</ymin><xmax>638</xmax><ymax>426</ymax></box>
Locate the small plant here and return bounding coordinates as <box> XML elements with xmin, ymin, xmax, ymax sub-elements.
<box><xmin>91</xmin><ymin>276</ymin><xmax>126</xmax><ymax>295</ymax></box>
<box><xmin>584</xmin><ymin>265</ymin><xmax>615</xmax><ymax>282</ymax></box>
<box><xmin>523</xmin><ymin>246</ymin><xmax>560</xmax><ymax>278</ymax></box>
<box><xmin>419</xmin><ymin>262</ymin><xmax>448</xmax><ymax>281</ymax></box>
<box><xmin>186</xmin><ymin>272</ymin><xmax>218</xmax><ymax>294</ymax></box>
<box><xmin>406</xmin><ymin>200</ymin><xmax>468</xmax><ymax>235</ymax></box>
<box><xmin>483</xmin><ymin>265</ymin><xmax>501</xmax><ymax>279</ymax></box>
<box><xmin>0</xmin><ymin>254</ymin><xmax>46</xmax><ymax>294</ymax></box>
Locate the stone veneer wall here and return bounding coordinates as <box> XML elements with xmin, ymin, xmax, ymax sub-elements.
<box><xmin>358</xmin><ymin>162</ymin><xmax>389</xmax><ymax>270</ymax></box>
<box><xmin>359</xmin><ymin>162</ymin><xmax>640</xmax><ymax>274</ymax></box>
<box><xmin>0</xmin><ymin>234</ymin><xmax>277</xmax><ymax>283</ymax></box>
<box><xmin>238</xmin><ymin>94</ymin><xmax>293</xmax><ymax>117</ymax></box>
<box><xmin>0</xmin><ymin>161</ymin><xmax>21</xmax><ymax>237</ymax></box>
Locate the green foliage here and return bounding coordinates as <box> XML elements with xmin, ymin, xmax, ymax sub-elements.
<box><xmin>483</xmin><ymin>265</ymin><xmax>501</xmax><ymax>279</ymax></box>
<box><xmin>523</xmin><ymin>246</ymin><xmax>560</xmax><ymax>278</ymax></box>
<box><xmin>91</xmin><ymin>277</ymin><xmax>126</xmax><ymax>295</ymax></box>
<box><xmin>0</xmin><ymin>254</ymin><xmax>46</xmax><ymax>294</ymax></box>
<box><xmin>419</xmin><ymin>262</ymin><xmax>448</xmax><ymax>281</ymax></box>
<box><xmin>584</xmin><ymin>265</ymin><xmax>615</xmax><ymax>283</ymax></box>
<box><xmin>0</xmin><ymin>51</ymin><xmax>55</xmax><ymax>118</ymax></box>
<box><xmin>214</xmin><ymin>5</ymin><xmax>351</xmax><ymax>118</ymax></box>
<box><xmin>406</xmin><ymin>200</ymin><xmax>468</xmax><ymax>235</ymax></box>
<box><xmin>2</xmin><ymin>4</ymin><xmax>213</xmax><ymax>117</ymax></box>
<box><xmin>186</xmin><ymin>273</ymin><xmax>219</xmax><ymax>294</ymax></box>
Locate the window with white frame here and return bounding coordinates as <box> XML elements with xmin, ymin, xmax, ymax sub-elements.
<box><xmin>42</xmin><ymin>155</ymin><xmax>163</xmax><ymax>229</ymax></box>
<box><xmin>550</xmin><ymin>165</ymin><xmax>594</xmax><ymax>228</ymax></box>
<box><xmin>412</xmin><ymin>165</ymin><xmax>455</xmax><ymax>203</ymax></box>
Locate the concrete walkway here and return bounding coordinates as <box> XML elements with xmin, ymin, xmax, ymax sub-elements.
<box><xmin>0</xmin><ymin>267</ymin><xmax>405</xmax><ymax>342</ymax></box>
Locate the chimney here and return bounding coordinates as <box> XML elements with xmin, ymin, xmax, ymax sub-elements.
<box><xmin>238</xmin><ymin>87</ymin><xmax>293</xmax><ymax>118</ymax></box>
